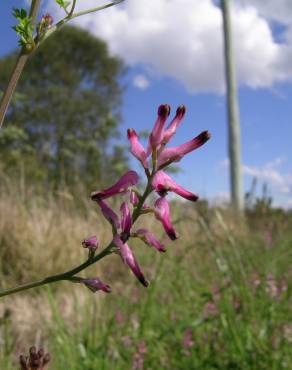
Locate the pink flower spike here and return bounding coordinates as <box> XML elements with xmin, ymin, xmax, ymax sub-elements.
<box><xmin>136</xmin><ymin>228</ymin><xmax>166</xmax><ymax>252</ymax></box>
<box><xmin>154</xmin><ymin>197</ymin><xmax>178</xmax><ymax>240</ymax></box>
<box><xmin>158</xmin><ymin>131</ymin><xmax>211</xmax><ymax>168</ymax></box>
<box><xmin>95</xmin><ymin>198</ymin><xmax>120</xmax><ymax>229</ymax></box>
<box><xmin>149</xmin><ymin>104</ymin><xmax>171</xmax><ymax>151</ymax></box>
<box><xmin>130</xmin><ymin>190</ymin><xmax>139</xmax><ymax>206</ymax></box>
<box><xmin>120</xmin><ymin>202</ymin><xmax>132</xmax><ymax>236</ymax></box>
<box><xmin>82</xmin><ymin>235</ymin><xmax>99</xmax><ymax>250</ymax></box>
<box><xmin>91</xmin><ymin>170</ymin><xmax>139</xmax><ymax>200</ymax></box>
<box><xmin>127</xmin><ymin>129</ymin><xmax>148</xmax><ymax>168</ymax></box>
<box><xmin>113</xmin><ymin>235</ymin><xmax>149</xmax><ymax>287</ymax></box>
<box><xmin>152</xmin><ymin>171</ymin><xmax>198</xmax><ymax>202</ymax></box>
<box><xmin>162</xmin><ymin>105</ymin><xmax>186</xmax><ymax>145</ymax></box>
<box><xmin>83</xmin><ymin>277</ymin><xmax>111</xmax><ymax>293</ymax></box>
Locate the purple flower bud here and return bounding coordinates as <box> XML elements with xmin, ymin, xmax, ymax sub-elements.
<box><xmin>154</xmin><ymin>197</ymin><xmax>178</xmax><ymax>240</ymax></box>
<box><xmin>42</xmin><ymin>13</ymin><xmax>53</xmax><ymax>27</ymax></box>
<box><xmin>130</xmin><ymin>190</ymin><xmax>139</xmax><ymax>206</ymax></box>
<box><xmin>91</xmin><ymin>170</ymin><xmax>139</xmax><ymax>200</ymax></box>
<box><xmin>113</xmin><ymin>235</ymin><xmax>149</xmax><ymax>287</ymax></box>
<box><xmin>152</xmin><ymin>170</ymin><xmax>198</xmax><ymax>201</ymax></box>
<box><xmin>120</xmin><ymin>201</ymin><xmax>132</xmax><ymax>236</ymax></box>
<box><xmin>136</xmin><ymin>228</ymin><xmax>166</xmax><ymax>252</ymax></box>
<box><xmin>127</xmin><ymin>129</ymin><xmax>148</xmax><ymax>168</ymax></box>
<box><xmin>82</xmin><ymin>235</ymin><xmax>99</xmax><ymax>250</ymax></box>
<box><xmin>83</xmin><ymin>277</ymin><xmax>111</xmax><ymax>293</ymax></box>
<box><xmin>149</xmin><ymin>104</ymin><xmax>171</xmax><ymax>151</ymax></box>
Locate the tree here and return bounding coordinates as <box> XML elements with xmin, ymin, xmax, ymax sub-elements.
<box><xmin>0</xmin><ymin>25</ymin><xmax>128</xmax><ymax>189</ymax></box>
<box><xmin>221</xmin><ymin>0</ymin><xmax>244</xmax><ymax>212</ymax></box>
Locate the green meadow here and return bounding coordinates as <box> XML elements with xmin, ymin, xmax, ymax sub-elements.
<box><xmin>0</xmin><ymin>183</ymin><xmax>291</xmax><ymax>369</ymax></box>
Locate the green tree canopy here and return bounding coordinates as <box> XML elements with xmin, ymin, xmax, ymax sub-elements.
<box><xmin>0</xmin><ymin>25</ymin><xmax>128</xmax><ymax>189</ymax></box>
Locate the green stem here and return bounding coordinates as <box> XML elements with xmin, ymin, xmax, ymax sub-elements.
<box><xmin>0</xmin><ymin>0</ymin><xmax>41</xmax><ymax>128</ymax></box>
<box><xmin>71</xmin><ymin>0</ymin><xmax>124</xmax><ymax>19</ymax></box>
<box><xmin>0</xmin><ymin>243</ymin><xmax>113</xmax><ymax>298</ymax></box>
<box><xmin>132</xmin><ymin>178</ymin><xmax>153</xmax><ymax>224</ymax></box>
<box><xmin>68</xmin><ymin>0</ymin><xmax>77</xmax><ymax>17</ymax></box>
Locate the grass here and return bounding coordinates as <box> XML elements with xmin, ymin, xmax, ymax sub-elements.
<box><xmin>0</xmin><ymin>181</ymin><xmax>291</xmax><ymax>369</ymax></box>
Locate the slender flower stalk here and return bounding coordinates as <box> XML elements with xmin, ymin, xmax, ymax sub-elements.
<box><xmin>0</xmin><ymin>104</ymin><xmax>210</xmax><ymax>298</ymax></box>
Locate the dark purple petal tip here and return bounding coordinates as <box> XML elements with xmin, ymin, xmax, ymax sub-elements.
<box><xmin>198</xmin><ymin>130</ymin><xmax>211</xmax><ymax>144</ymax></box>
<box><xmin>176</xmin><ymin>105</ymin><xmax>186</xmax><ymax>117</ymax></box>
<box><xmin>158</xmin><ymin>104</ymin><xmax>171</xmax><ymax>118</ymax></box>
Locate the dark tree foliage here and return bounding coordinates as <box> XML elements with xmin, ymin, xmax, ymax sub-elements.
<box><xmin>0</xmin><ymin>25</ymin><xmax>128</xmax><ymax>189</ymax></box>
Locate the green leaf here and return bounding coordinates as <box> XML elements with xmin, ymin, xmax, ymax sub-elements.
<box><xmin>55</xmin><ymin>0</ymin><xmax>71</xmax><ymax>10</ymax></box>
<box><xmin>12</xmin><ymin>8</ymin><xmax>34</xmax><ymax>48</ymax></box>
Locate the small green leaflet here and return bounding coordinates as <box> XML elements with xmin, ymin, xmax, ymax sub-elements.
<box><xmin>55</xmin><ymin>0</ymin><xmax>71</xmax><ymax>10</ymax></box>
<box><xmin>12</xmin><ymin>8</ymin><xmax>34</xmax><ymax>47</ymax></box>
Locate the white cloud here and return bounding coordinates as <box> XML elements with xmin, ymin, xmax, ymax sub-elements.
<box><xmin>219</xmin><ymin>157</ymin><xmax>292</xmax><ymax>196</ymax></box>
<box><xmin>41</xmin><ymin>0</ymin><xmax>292</xmax><ymax>93</ymax></box>
<box><xmin>237</xmin><ymin>0</ymin><xmax>292</xmax><ymax>25</ymax></box>
<box><xmin>132</xmin><ymin>74</ymin><xmax>150</xmax><ymax>90</ymax></box>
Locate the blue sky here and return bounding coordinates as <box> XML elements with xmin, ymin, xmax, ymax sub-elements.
<box><xmin>1</xmin><ymin>0</ymin><xmax>292</xmax><ymax>207</ymax></box>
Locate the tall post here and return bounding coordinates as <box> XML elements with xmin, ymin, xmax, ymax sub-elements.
<box><xmin>221</xmin><ymin>0</ymin><xmax>244</xmax><ymax>212</ymax></box>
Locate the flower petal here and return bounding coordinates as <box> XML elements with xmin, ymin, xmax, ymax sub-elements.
<box><xmin>149</xmin><ymin>104</ymin><xmax>171</xmax><ymax>151</ymax></box>
<box><xmin>120</xmin><ymin>201</ymin><xmax>132</xmax><ymax>236</ymax></box>
<box><xmin>91</xmin><ymin>170</ymin><xmax>139</xmax><ymax>200</ymax></box>
<box><xmin>152</xmin><ymin>171</ymin><xmax>198</xmax><ymax>202</ymax></box>
<box><xmin>113</xmin><ymin>235</ymin><xmax>149</xmax><ymax>287</ymax></box>
<box><xmin>158</xmin><ymin>131</ymin><xmax>211</xmax><ymax>168</ymax></box>
<box><xmin>162</xmin><ymin>105</ymin><xmax>186</xmax><ymax>145</ymax></box>
<box><xmin>127</xmin><ymin>129</ymin><xmax>148</xmax><ymax>168</ymax></box>
<box><xmin>95</xmin><ymin>198</ymin><xmax>120</xmax><ymax>229</ymax></box>
<box><xmin>130</xmin><ymin>190</ymin><xmax>139</xmax><ymax>206</ymax></box>
<box><xmin>136</xmin><ymin>228</ymin><xmax>166</xmax><ymax>252</ymax></box>
<box><xmin>154</xmin><ymin>197</ymin><xmax>178</xmax><ymax>240</ymax></box>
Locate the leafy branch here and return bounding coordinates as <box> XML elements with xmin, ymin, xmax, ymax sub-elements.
<box><xmin>0</xmin><ymin>0</ymin><xmax>125</xmax><ymax>129</ymax></box>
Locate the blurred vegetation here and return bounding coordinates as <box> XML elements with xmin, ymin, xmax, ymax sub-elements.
<box><xmin>0</xmin><ymin>25</ymin><xmax>128</xmax><ymax>190</ymax></box>
<box><xmin>0</xmin><ymin>180</ymin><xmax>291</xmax><ymax>369</ymax></box>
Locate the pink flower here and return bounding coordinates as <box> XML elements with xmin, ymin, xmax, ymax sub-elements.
<box><xmin>183</xmin><ymin>327</ymin><xmax>195</xmax><ymax>356</ymax></box>
<box><xmin>152</xmin><ymin>170</ymin><xmax>198</xmax><ymax>202</ymax></box>
<box><xmin>149</xmin><ymin>104</ymin><xmax>171</xmax><ymax>151</ymax></box>
<box><xmin>158</xmin><ymin>131</ymin><xmax>211</xmax><ymax>168</ymax></box>
<box><xmin>162</xmin><ymin>105</ymin><xmax>186</xmax><ymax>145</ymax></box>
<box><xmin>82</xmin><ymin>235</ymin><xmax>99</xmax><ymax>250</ymax></box>
<box><xmin>130</xmin><ymin>190</ymin><xmax>139</xmax><ymax>206</ymax></box>
<box><xmin>136</xmin><ymin>228</ymin><xmax>166</xmax><ymax>252</ymax></box>
<box><xmin>113</xmin><ymin>235</ymin><xmax>149</xmax><ymax>287</ymax></box>
<box><xmin>82</xmin><ymin>277</ymin><xmax>111</xmax><ymax>293</ymax></box>
<box><xmin>120</xmin><ymin>202</ymin><xmax>132</xmax><ymax>236</ymax></box>
<box><xmin>91</xmin><ymin>170</ymin><xmax>139</xmax><ymax>200</ymax></box>
<box><xmin>95</xmin><ymin>198</ymin><xmax>120</xmax><ymax>229</ymax></box>
<box><xmin>127</xmin><ymin>129</ymin><xmax>148</xmax><ymax>168</ymax></box>
<box><xmin>154</xmin><ymin>197</ymin><xmax>178</xmax><ymax>240</ymax></box>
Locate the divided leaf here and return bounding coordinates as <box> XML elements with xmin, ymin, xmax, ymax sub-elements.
<box><xmin>12</xmin><ymin>8</ymin><xmax>34</xmax><ymax>48</ymax></box>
